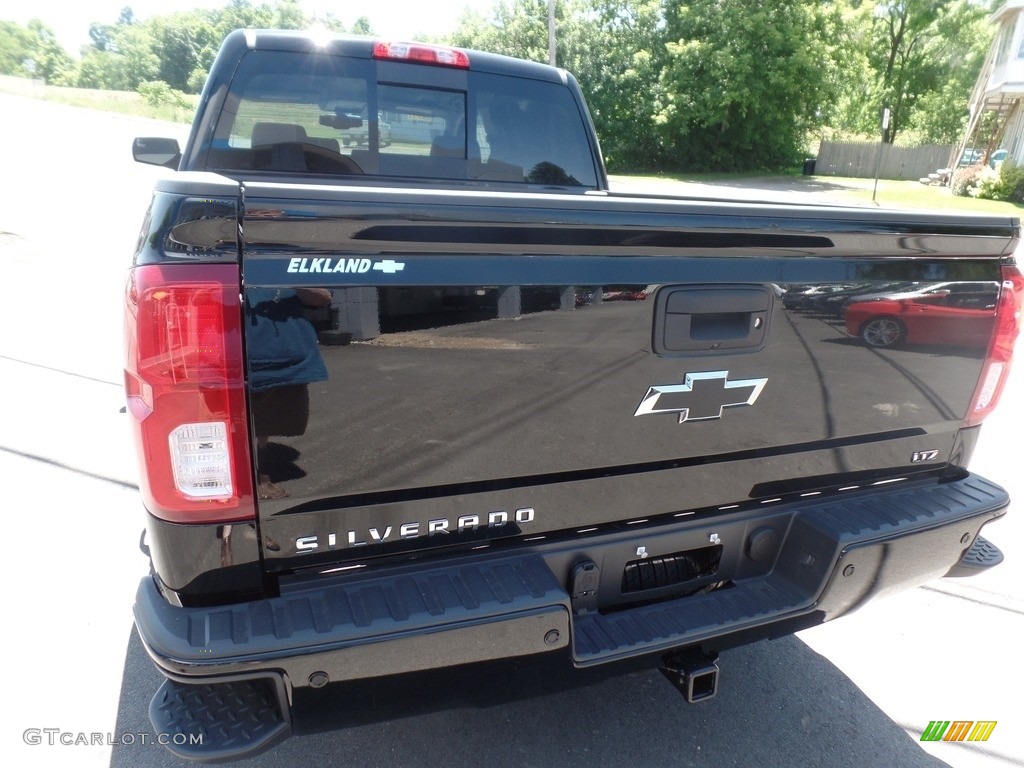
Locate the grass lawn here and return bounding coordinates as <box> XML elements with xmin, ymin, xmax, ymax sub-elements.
<box><xmin>809</xmin><ymin>176</ymin><xmax>1024</xmax><ymax>215</ymax></box>
<box><xmin>614</xmin><ymin>171</ymin><xmax>1024</xmax><ymax>216</ymax></box>
<box><xmin>0</xmin><ymin>76</ymin><xmax>197</xmax><ymax>124</ymax></box>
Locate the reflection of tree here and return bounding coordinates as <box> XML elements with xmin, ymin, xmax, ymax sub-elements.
<box><xmin>526</xmin><ymin>162</ymin><xmax>580</xmax><ymax>186</ymax></box>
<box><xmin>247</xmin><ymin>287</ymin><xmax>331</xmax><ymax>499</ymax></box>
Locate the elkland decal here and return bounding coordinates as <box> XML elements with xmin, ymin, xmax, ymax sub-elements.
<box><xmin>634</xmin><ymin>370</ymin><xmax>767</xmax><ymax>424</ymax></box>
<box><xmin>920</xmin><ymin>721</ymin><xmax>997</xmax><ymax>742</ymax></box>
<box><xmin>286</xmin><ymin>257</ymin><xmax>405</xmax><ymax>274</ymax></box>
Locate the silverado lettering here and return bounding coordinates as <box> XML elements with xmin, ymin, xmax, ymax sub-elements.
<box><xmin>295</xmin><ymin>508</ymin><xmax>535</xmax><ymax>551</ymax></box>
<box><xmin>126</xmin><ymin>29</ymin><xmax>1022</xmax><ymax>762</ymax></box>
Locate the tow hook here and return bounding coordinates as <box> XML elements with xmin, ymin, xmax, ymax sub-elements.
<box><xmin>660</xmin><ymin>647</ymin><xmax>720</xmax><ymax>703</ymax></box>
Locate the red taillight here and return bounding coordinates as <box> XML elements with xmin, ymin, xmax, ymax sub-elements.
<box><xmin>966</xmin><ymin>264</ymin><xmax>1024</xmax><ymax>425</ymax></box>
<box><xmin>372</xmin><ymin>41</ymin><xmax>470</xmax><ymax>69</ymax></box>
<box><xmin>124</xmin><ymin>264</ymin><xmax>254</xmax><ymax>523</ymax></box>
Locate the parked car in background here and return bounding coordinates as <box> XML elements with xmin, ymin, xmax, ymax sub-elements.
<box><xmin>781</xmin><ymin>283</ymin><xmax>854</xmax><ymax>310</ymax></box>
<box><xmin>845</xmin><ymin>283</ymin><xmax>1000</xmax><ymax>349</ymax></box>
<box><xmin>604</xmin><ymin>287</ymin><xmax>648</xmax><ymax>301</ymax></box>
<box><xmin>990</xmin><ymin>149</ymin><xmax>1009</xmax><ymax>170</ymax></box>
<box><xmin>339</xmin><ymin>111</ymin><xmax>392</xmax><ymax>147</ymax></box>
<box><xmin>843</xmin><ymin>280</ymin><xmax>997</xmax><ymax>307</ymax></box>
<box><xmin>812</xmin><ymin>281</ymin><xmax>921</xmax><ymax>316</ymax></box>
<box><xmin>959</xmin><ymin>148</ymin><xmax>984</xmax><ymax>167</ymax></box>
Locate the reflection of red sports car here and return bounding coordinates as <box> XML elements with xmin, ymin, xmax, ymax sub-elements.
<box><xmin>845</xmin><ymin>290</ymin><xmax>998</xmax><ymax>348</ymax></box>
<box><xmin>604</xmin><ymin>290</ymin><xmax>648</xmax><ymax>301</ymax></box>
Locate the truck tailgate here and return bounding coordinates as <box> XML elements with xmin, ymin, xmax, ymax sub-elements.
<box><xmin>239</xmin><ymin>183</ymin><xmax>1017</xmax><ymax>572</ymax></box>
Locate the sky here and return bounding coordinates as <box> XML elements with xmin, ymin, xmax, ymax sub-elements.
<box><xmin>2</xmin><ymin>0</ymin><xmax>497</xmax><ymax>55</ymax></box>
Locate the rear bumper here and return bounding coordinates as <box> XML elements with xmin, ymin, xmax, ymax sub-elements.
<box><xmin>135</xmin><ymin>473</ymin><xmax>1008</xmax><ymax>689</ymax></box>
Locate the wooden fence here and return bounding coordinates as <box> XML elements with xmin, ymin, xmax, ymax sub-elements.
<box><xmin>814</xmin><ymin>141</ymin><xmax>956</xmax><ymax>180</ymax></box>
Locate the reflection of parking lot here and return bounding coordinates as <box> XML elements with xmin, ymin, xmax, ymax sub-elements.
<box><xmin>783</xmin><ymin>279</ymin><xmax>1001</xmax><ymax>352</ymax></box>
<box><xmin>245</xmin><ymin>288</ymin><xmax>989</xmax><ymax>520</ymax></box>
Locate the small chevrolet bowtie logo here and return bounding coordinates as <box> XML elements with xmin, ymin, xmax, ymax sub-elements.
<box><xmin>373</xmin><ymin>260</ymin><xmax>405</xmax><ymax>274</ymax></box>
<box><xmin>634</xmin><ymin>371</ymin><xmax>767</xmax><ymax>423</ymax></box>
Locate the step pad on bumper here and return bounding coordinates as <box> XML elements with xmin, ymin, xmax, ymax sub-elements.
<box><xmin>149</xmin><ymin>675</ymin><xmax>290</xmax><ymax>762</ymax></box>
<box><xmin>945</xmin><ymin>535</ymin><xmax>1004</xmax><ymax>577</ymax></box>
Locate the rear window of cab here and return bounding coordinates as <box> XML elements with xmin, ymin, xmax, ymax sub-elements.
<box><xmin>204</xmin><ymin>49</ymin><xmax>598</xmax><ymax>189</ymax></box>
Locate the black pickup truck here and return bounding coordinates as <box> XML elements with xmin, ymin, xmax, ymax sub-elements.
<box><xmin>127</xmin><ymin>29</ymin><xmax>1023</xmax><ymax>761</ymax></box>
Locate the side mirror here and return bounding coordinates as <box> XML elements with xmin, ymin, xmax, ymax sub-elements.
<box><xmin>133</xmin><ymin>137</ymin><xmax>181</xmax><ymax>169</ymax></box>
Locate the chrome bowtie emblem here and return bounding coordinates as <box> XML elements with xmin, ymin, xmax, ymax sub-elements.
<box><xmin>372</xmin><ymin>259</ymin><xmax>406</xmax><ymax>274</ymax></box>
<box><xmin>634</xmin><ymin>370</ymin><xmax>767</xmax><ymax>424</ymax></box>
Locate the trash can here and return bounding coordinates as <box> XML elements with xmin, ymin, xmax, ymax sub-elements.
<box><xmin>802</xmin><ymin>158</ymin><xmax>817</xmax><ymax>175</ymax></box>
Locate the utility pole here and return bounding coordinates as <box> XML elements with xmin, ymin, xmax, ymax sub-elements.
<box><xmin>548</xmin><ymin>0</ymin><xmax>556</xmax><ymax>66</ymax></box>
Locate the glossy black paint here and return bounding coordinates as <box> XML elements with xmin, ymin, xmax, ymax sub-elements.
<box><xmin>145</xmin><ymin>513</ymin><xmax>264</xmax><ymax>605</ymax></box>
<box><xmin>133</xmin><ymin>190</ymin><xmax>239</xmax><ymax>266</ymax></box>
<box><xmin>234</xmin><ymin>185</ymin><xmax>1015</xmax><ymax>264</ymax></box>
<box><xmin>131</xmin><ymin>176</ymin><xmax>1018</xmax><ymax>603</ymax></box>
<box><xmin>230</xmin><ymin>191</ymin><xmax>1014</xmax><ymax>576</ymax></box>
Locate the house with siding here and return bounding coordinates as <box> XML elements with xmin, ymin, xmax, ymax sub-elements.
<box><xmin>959</xmin><ymin>1</ymin><xmax>1024</xmax><ymax>167</ymax></box>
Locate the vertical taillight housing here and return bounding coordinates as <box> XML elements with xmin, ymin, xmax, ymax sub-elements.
<box><xmin>124</xmin><ymin>263</ymin><xmax>255</xmax><ymax>523</ymax></box>
<box><xmin>967</xmin><ymin>264</ymin><xmax>1024</xmax><ymax>426</ymax></box>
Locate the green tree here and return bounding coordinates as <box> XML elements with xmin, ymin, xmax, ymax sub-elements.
<box><xmin>274</xmin><ymin>0</ymin><xmax>306</xmax><ymax>29</ymax></box>
<box><xmin>110</xmin><ymin>23</ymin><xmax>160</xmax><ymax>89</ymax></box>
<box><xmin>77</xmin><ymin>1</ymin><xmax>313</xmax><ymax>94</ymax></box>
<box><xmin>137</xmin><ymin>79</ymin><xmax>191</xmax><ymax>111</ymax></box>
<box><xmin>89</xmin><ymin>22</ymin><xmax>115</xmax><ymax>52</ymax></box>
<box><xmin>77</xmin><ymin>21</ymin><xmax>158</xmax><ymax>90</ymax></box>
<box><xmin>149</xmin><ymin>12</ymin><xmax>222</xmax><ymax>92</ymax></box>
<box><xmin>0</xmin><ymin>21</ymin><xmax>36</xmax><ymax>76</ymax></box>
<box><xmin>215</xmin><ymin>0</ymin><xmax>275</xmax><ymax>40</ymax></box>
<box><xmin>449</xmin><ymin>0</ymin><xmax>551</xmax><ymax>62</ymax></box>
<box><xmin>450</xmin><ymin>0</ymin><xmax>669</xmax><ymax>171</ymax></box>
<box><xmin>308</xmin><ymin>11</ymin><xmax>350</xmax><ymax>33</ymax></box>
<box><xmin>903</xmin><ymin>1</ymin><xmax>992</xmax><ymax>145</ymax></box>
<box><xmin>351</xmin><ymin>17</ymin><xmax>374</xmax><ymax>35</ymax></box>
<box><xmin>549</xmin><ymin>0</ymin><xmax>668</xmax><ymax>171</ymax></box>
<box><xmin>76</xmin><ymin>49</ymin><xmax>113</xmax><ymax>89</ymax></box>
<box><xmin>0</xmin><ymin>20</ymin><xmax>67</xmax><ymax>81</ymax></box>
<box><xmin>658</xmin><ymin>0</ymin><xmax>846</xmax><ymax>171</ymax></box>
<box><xmin>10</xmin><ymin>20</ymin><xmax>77</xmax><ymax>84</ymax></box>
<box><xmin>845</xmin><ymin>0</ymin><xmax>992</xmax><ymax>145</ymax></box>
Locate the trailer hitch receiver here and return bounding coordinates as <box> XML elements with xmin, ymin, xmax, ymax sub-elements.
<box><xmin>660</xmin><ymin>648</ymin><xmax>720</xmax><ymax>703</ymax></box>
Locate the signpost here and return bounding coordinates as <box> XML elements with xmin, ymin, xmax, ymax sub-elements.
<box><xmin>872</xmin><ymin>107</ymin><xmax>891</xmax><ymax>203</ymax></box>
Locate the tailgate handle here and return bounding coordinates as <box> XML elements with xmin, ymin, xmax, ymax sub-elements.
<box><xmin>653</xmin><ymin>285</ymin><xmax>773</xmax><ymax>355</ymax></box>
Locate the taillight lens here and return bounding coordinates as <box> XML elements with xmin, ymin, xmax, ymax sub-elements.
<box><xmin>967</xmin><ymin>264</ymin><xmax>1024</xmax><ymax>425</ymax></box>
<box><xmin>124</xmin><ymin>264</ymin><xmax>254</xmax><ymax>523</ymax></box>
<box><xmin>372</xmin><ymin>41</ymin><xmax>470</xmax><ymax>68</ymax></box>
